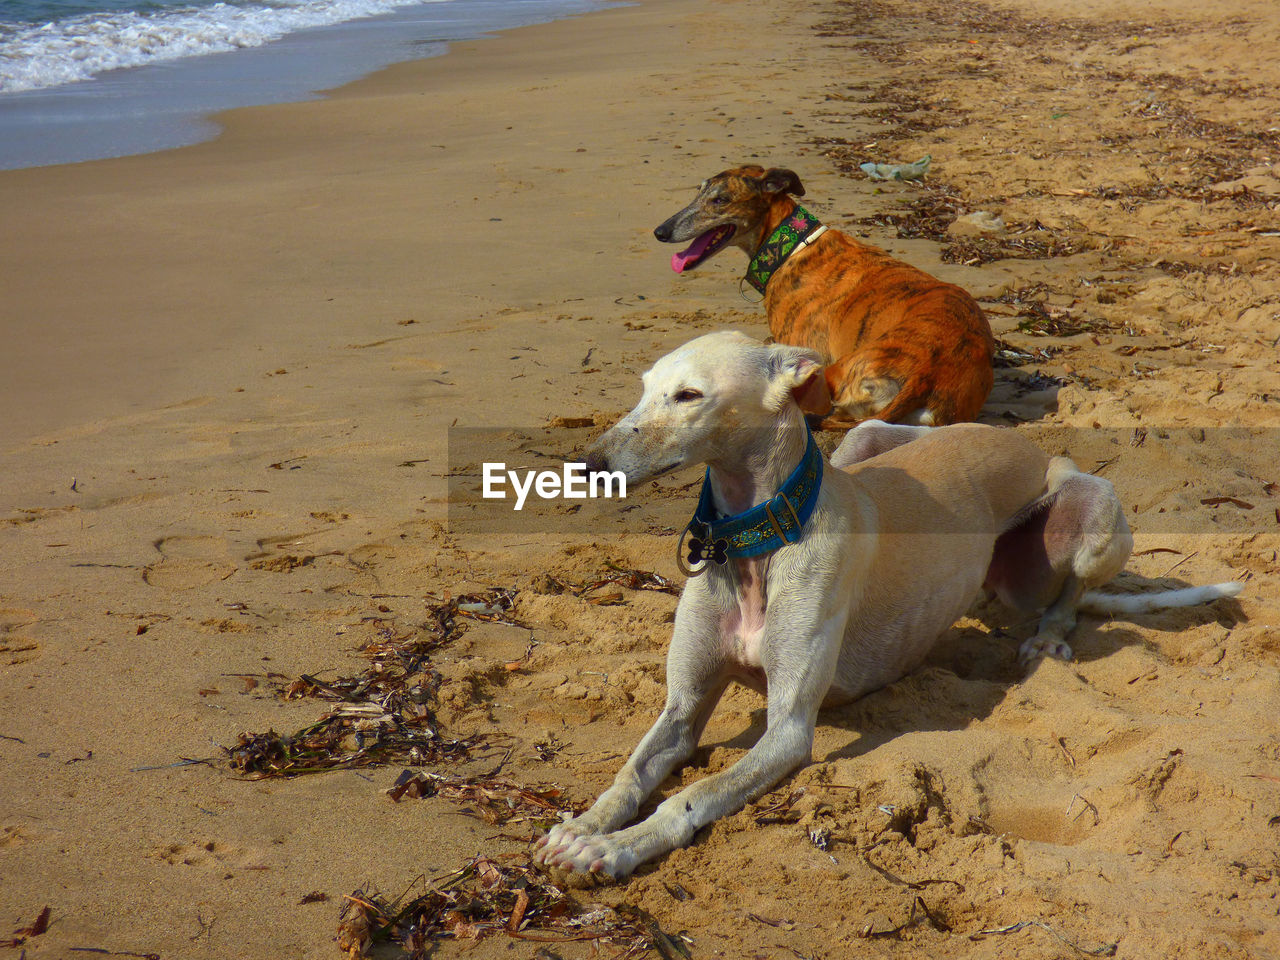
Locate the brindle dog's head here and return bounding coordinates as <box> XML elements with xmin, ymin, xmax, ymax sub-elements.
<box><xmin>653</xmin><ymin>166</ymin><xmax>805</xmax><ymax>273</ymax></box>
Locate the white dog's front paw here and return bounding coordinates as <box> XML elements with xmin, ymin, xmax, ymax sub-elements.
<box><xmin>532</xmin><ymin>816</ymin><xmax>585</xmax><ymax>866</ymax></box>
<box><xmin>1018</xmin><ymin>636</ymin><xmax>1073</xmax><ymax>666</ymax></box>
<box><xmin>536</xmin><ymin>829</ymin><xmax>638</xmax><ymax>883</ymax></box>
<box><xmin>551</xmin><ymin>834</ymin><xmax>614</xmax><ymax>876</ymax></box>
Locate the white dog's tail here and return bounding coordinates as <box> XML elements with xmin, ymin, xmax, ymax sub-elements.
<box><xmin>1079</xmin><ymin>581</ymin><xmax>1243</xmax><ymax>616</ymax></box>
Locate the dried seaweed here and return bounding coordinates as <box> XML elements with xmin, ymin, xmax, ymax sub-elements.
<box><xmin>534</xmin><ymin>563</ymin><xmax>680</xmax><ymax>599</ymax></box>
<box><xmin>1011</xmin><ymin>370</ymin><xmax>1069</xmax><ymax>397</ymax></box>
<box><xmin>819</xmin><ymin>0</ymin><xmax>1173</xmax><ymax>61</ymax></box>
<box><xmin>336</xmin><ymin>856</ymin><xmax>673</xmax><ymax>959</ymax></box>
<box><xmin>592</xmin><ymin>563</ymin><xmax>681</xmax><ymax>595</ymax></box>
<box><xmin>1153</xmin><ymin>259</ymin><xmax>1250</xmax><ymax>278</ymax></box>
<box><xmin>225</xmin><ymin>721</ymin><xmax>478</xmax><ymax>779</ymax></box>
<box><xmin>855</xmin><ymin>186</ymin><xmax>1090</xmax><ymax>264</ymax></box>
<box><xmin>970</xmin><ymin>918</ymin><xmax>1117</xmax><ymax>955</ymax></box>
<box><xmin>856</xmin><ymin>188</ymin><xmax>962</xmax><ymax>242</ymax></box>
<box><xmin>226</xmin><ymin>588</ymin><xmax>520</xmax><ymax>777</ymax></box>
<box><xmin>385</xmin><ymin>769</ymin><xmax>585</xmax><ymax>828</ymax></box>
<box><xmin>992</xmin><ymin>338</ymin><xmax>1059</xmax><ymax>368</ymax></box>
<box><xmin>1013</xmin><ymin>301</ymin><xmax>1108</xmax><ymax>338</ymax></box>
<box><xmin>810</xmin><ymin>0</ymin><xmax>1279</xmax><ymax>274</ymax></box>
<box><xmin>0</xmin><ymin>905</ymin><xmax>51</xmax><ymax>949</ymax></box>
<box><xmin>943</xmin><ymin>230</ymin><xmax>1090</xmax><ymax>265</ymax></box>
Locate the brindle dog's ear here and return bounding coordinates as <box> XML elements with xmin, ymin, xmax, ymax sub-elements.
<box><xmin>761</xmin><ymin>168</ymin><xmax>805</xmax><ymax>197</ymax></box>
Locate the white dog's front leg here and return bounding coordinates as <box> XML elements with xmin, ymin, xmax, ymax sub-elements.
<box><xmin>534</xmin><ymin>591</ymin><xmax>730</xmax><ymax>868</ymax></box>
<box><xmin>545</xmin><ymin>684</ymin><xmax>822</xmax><ymax>879</ymax></box>
<box><xmin>534</xmin><ymin>676</ymin><xmax>726</xmax><ymax>866</ymax></box>
<box><xmin>543</xmin><ymin>594</ymin><xmax>845</xmax><ymax>881</ymax></box>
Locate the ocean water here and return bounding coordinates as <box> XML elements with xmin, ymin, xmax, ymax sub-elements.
<box><xmin>0</xmin><ymin>0</ymin><xmax>603</xmax><ymax>168</ymax></box>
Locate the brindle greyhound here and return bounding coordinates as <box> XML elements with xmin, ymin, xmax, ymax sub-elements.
<box><xmin>654</xmin><ymin>166</ymin><xmax>994</xmax><ymax>427</ymax></box>
<box><xmin>533</xmin><ymin>331</ymin><xmax>1242</xmax><ymax>881</ymax></box>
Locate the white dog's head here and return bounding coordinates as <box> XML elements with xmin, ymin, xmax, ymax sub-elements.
<box><xmin>584</xmin><ymin>331</ymin><xmax>830</xmax><ymax>483</ymax></box>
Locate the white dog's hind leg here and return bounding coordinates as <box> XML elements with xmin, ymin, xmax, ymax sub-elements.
<box><xmin>1007</xmin><ymin>458</ymin><xmax>1134</xmax><ymax>665</ymax></box>
<box><xmin>1018</xmin><ymin>574</ymin><xmax>1084</xmax><ymax>665</ymax></box>
<box><xmin>830</xmin><ymin>420</ymin><xmax>932</xmax><ymax>469</ymax></box>
<box><xmin>1042</xmin><ymin>457</ymin><xmax>1133</xmax><ymax>589</ymax></box>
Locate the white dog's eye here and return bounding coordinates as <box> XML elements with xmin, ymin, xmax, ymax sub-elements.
<box><xmin>672</xmin><ymin>389</ymin><xmax>703</xmax><ymax>402</ymax></box>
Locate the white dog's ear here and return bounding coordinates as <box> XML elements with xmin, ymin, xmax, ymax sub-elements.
<box><xmin>767</xmin><ymin>346</ymin><xmax>832</xmax><ymax>415</ymax></box>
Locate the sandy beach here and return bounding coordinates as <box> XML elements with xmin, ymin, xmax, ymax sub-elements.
<box><xmin>1</xmin><ymin>0</ymin><xmax>1278</xmax><ymax>955</ymax></box>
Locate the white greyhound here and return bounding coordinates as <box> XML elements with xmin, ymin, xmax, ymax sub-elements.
<box><xmin>533</xmin><ymin>331</ymin><xmax>1241</xmax><ymax>881</ymax></box>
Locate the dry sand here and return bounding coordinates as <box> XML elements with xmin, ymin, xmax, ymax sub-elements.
<box><xmin>1</xmin><ymin>0</ymin><xmax>1278</xmax><ymax>956</ymax></box>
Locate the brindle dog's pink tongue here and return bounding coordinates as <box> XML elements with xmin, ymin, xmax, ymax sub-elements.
<box><xmin>671</xmin><ymin>229</ymin><xmax>719</xmax><ymax>273</ymax></box>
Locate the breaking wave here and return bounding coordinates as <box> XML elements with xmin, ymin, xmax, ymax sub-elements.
<box><xmin>0</xmin><ymin>0</ymin><xmax>443</xmax><ymax>93</ymax></box>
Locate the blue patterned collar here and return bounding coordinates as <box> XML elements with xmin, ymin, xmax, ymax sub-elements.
<box><xmin>678</xmin><ymin>427</ymin><xmax>823</xmax><ymax>574</ymax></box>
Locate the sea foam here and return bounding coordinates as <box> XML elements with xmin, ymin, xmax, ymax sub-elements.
<box><xmin>0</xmin><ymin>0</ymin><xmax>443</xmax><ymax>93</ymax></box>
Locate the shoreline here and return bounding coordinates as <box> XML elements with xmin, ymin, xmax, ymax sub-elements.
<box><xmin>0</xmin><ymin>0</ymin><xmax>706</xmax><ymax>448</ymax></box>
<box><xmin>0</xmin><ymin>0</ymin><xmax>813</xmax><ymax>947</ymax></box>
<box><xmin>0</xmin><ymin>0</ymin><xmax>610</xmax><ymax>170</ymax></box>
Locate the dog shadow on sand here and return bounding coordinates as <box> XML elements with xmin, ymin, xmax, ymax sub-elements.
<box><xmin>980</xmin><ymin>365</ymin><xmax>1065</xmax><ymax>426</ymax></box>
<box><xmin>683</xmin><ymin>575</ymin><xmax>1244</xmax><ymax>771</ymax></box>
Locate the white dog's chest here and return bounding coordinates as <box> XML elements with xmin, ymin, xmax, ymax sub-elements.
<box><xmin>718</xmin><ymin>560</ymin><xmax>768</xmax><ymax>670</ymax></box>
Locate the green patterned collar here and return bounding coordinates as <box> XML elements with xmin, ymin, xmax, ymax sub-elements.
<box><xmin>743</xmin><ymin>205</ymin><xmax>828</xmax><ymax>295</ymax></box>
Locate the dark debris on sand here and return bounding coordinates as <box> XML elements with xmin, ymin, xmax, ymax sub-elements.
<box><xmin>811</xmin><ymin>0</ymin><xmax>1278</xmax><ymax>270</ymax></box>
<box><xmin>853</xmin><ymin>187</ymin><xmax>1092</xmax><ymax>265</ymax></box>
<box><xmin>337</xmin><ymin>856</ymin><xmax>687</xmax><ymax>960</ymax></box>
<box><xmin>385</xmin><ymin>768</ymin><xmax>586</xmax><ymax>829</ymax></box>
<box><xmin>225</xmin><ymin>588</ymin><xmax>521</xmax><ymax>778</ymax></box>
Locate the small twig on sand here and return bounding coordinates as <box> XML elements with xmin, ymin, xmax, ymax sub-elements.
<box><xmin>1055</xmin><ymin>736</ymin><xmax>1077</xmax><ymax>769</ymax></box>
<box><xmin>1091</xmin><ymin>457</ymin><xmax>1119</xmax><ymax>475</ymax></box>
<box><xmin>129</xmin><ymin>756</ymin><xmax>217</xmax><ymax>773</ymax></box>
<box><xmin>970</xmin><ymin>918</ymin><xmax>1117</xmax><ymax>956</ymax></box>
<box><xmin>1161</xmin><ymin>550</ymin><xmax>1198</xmax><ymax>578</ymax></box>
<box><xmin>1065</xmin><ymin>793</ymin><xmax>1100</xmax><ymax>825</ymax></box>
<box><xmin>859</xmin><ymin>895</ymin><xmax>951</xmax><ymax>939</ymax></box>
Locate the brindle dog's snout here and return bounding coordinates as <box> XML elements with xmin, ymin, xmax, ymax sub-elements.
<box><xmin>654</xmin><ymin>220</ymin><xmax>675</xmax><ymax>242</ymax></box>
